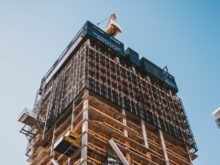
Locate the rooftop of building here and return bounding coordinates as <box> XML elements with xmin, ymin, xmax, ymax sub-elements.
<box><xmin>41</xmin><ymin>21</ymin><xmax>178</xmax><ymax>94</ymax></box>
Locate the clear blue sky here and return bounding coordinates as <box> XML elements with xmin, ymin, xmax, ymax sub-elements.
<box><xmin>0</xmin><ymin>1</ymin><xmax>219</xmax><ymax>164</ymax></box>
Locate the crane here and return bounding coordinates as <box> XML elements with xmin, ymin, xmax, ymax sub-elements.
<box><xmin>98</xmin><ymin>13</ymin><xmax>122</xmax><ymax>37</ymax></box>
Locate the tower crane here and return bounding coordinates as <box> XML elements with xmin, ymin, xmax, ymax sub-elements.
<box><xmin>98</xmin><ymin>13</ymin><xmax>122</xmax><ymax>37</ymax></box>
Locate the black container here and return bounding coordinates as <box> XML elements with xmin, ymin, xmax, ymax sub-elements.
<box><xmin>140</xmin><ymin>57</ymin><xmax>178</xmax><ymax>92</ymax></box>
<box><xmin>125</xmin><ymin>47</ymin><xmax>141</xmax><ymax>66</ymax></box>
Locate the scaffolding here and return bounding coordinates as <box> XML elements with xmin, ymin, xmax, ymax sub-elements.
<box><xmin>18</xmin><ymin>21</ymin><xmax>197</xmax><ymax>165</ymax></box>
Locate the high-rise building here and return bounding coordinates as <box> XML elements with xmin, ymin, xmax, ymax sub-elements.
<box><xmin>18</xmin><ymin>21</ymin><xmax>197</xmax><ymax>165</ymax></box>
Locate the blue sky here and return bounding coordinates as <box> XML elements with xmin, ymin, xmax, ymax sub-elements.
<box><xmin>0</xmin><ymin>1</ymin><xmax>219</xmax><ymax>164</ymax></box>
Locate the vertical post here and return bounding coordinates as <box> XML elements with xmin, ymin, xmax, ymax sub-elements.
<box><xmin>141</xmin><ymin>116</ymin><xmax>151</xmax><ymax>159</ymax></box>
<box><xmin>51</xmin><ymin>125</ymin><xmax>58</xmax><ymax>165</ymax></box>
<box><xmin>71</xmin><ymin>103</ymin><xmax>75</xmax><ymax>131</ymax></box>
<box><xmin>68</xmin><ymin>103</ymin><xmax>75</xmax><ymax>165</ymax></box>
<box><xmin>122</xmin><ymin>109</ymin><xmax>131</xmax><ymax>162</ymax></box>
<box><xmin>159</xmin><ymin>130</ymin><xmax>170</xmax><ymax>165</ymax></box>
<box><xmin>67</xmin><ymin>158</ymin><xmax>71</xmax><ymax>165</ymax></box>
<box><xmin>50</xmin><ymin>126</ymin><xmax>56</xmax><ymax>154</ymax></box>
<box><xmin>122</xmin><ymin>109</ymin><xmax>128</xmax><ymax>137</ymax></box>
<box><xmin>141</xmin><ymin>119</ymin><xmax>149</xmax><ymax>149</ymax></box>
<box><xmin>81</xmin><ymin>91</ymin><xmax>89</xmax><ymax>165</ymax></box>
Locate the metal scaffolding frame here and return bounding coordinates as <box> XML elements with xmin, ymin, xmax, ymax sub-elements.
<box><xmin>18</xmin><ymin>22</ymin><xmax>197</xmax><ymax>165</ymax></box>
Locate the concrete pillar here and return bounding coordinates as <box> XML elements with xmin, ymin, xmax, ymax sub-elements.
<box><xmin>122</xmin><ymin>109</ymin><xmax>131</xmax><ymax>162</ymax></box>
<box><xmin>122</xmin><ymin>109</ymin><xmax>128</xmax><ymax>136</ymax></box>
<box><xmin>159</xmin><ymin>130</ymin><xmax>170</xmax><ymax>165</ymax></box>
<box><xmin>141</xmin><ymin>119</ymin><xmax>149</xmax><ymax>149</ymax></box>
<box><xmin>80</xmin><ymin>99</ymin><xmax>89</xmax><ymax>165</ymax></box>
<box><xmin>50</xmin><ymin>127</ymin><xmax>56</xmax><ymax>154</ymax></box>
<box><xmin>68</xmin><ymin>103</ymin><xmax>75</xmax><ymax>165</ymax></box>
<box><xmin>71</xmin><ymin>103</ymin><xmax>75</xmax><ymax>131</ymax></box>
<box><xmin>67</xmin><ymin>158</ymin><xmax>72</xmax><ymax>165</ymax></box>
<box><xmin>141</xmin><ymin>117</ymin><xmax>151</xmax><ymax>160</ymax></box>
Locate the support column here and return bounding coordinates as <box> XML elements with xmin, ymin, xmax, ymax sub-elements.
<box><xmin>159</xmin><ymin>130</ymin><xmax>170</xmax><ymax>165</ymax></box>
<box><xmin>71</xmin><ymin>103</ymin><xmax>75</xmax><ymax>131</ymax></box>
<box><xmin>141</xmin><ymin>119</ymin><xmax>149</xmax><ymax>149</ymax></box>
<box><xmin>68</xmin><ymin>103</ymin><xmax>75</xmax><ymax>165</ymax></box>
<box><xmin>80</xmin><ymin>92</ymin><xmax>89</xmax><ymax>165</ymax></box>
<box><xmin>141</xmin><ymin>118</ymin><xmax>151</xmax><ymax>160</ymax></box>
<box><xmin>50</xmin><ymin>126</ymin><xmax>56</xmax><ymax>154</ymax></box>
<box><xmin>122</xmin><ymin>109</ymin><xmax>131</xmax><ymax>163</ymax></box>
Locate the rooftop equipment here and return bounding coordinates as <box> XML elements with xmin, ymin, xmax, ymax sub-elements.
<box><xmin>125</xmin><ymin>48</ymin><xmax>141</xmax><ymax>66</ymax></box>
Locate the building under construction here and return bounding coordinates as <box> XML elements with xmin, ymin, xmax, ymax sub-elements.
<box><xmin>18</xmin><ymin>16</ymin><xmax>197</xmax><ymax>165</ymax></box>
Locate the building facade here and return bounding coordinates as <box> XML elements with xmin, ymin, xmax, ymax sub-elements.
<box><xmin>18</xmin><ymin>21</ymin><xmax>197</xmax><ymax>165</ymax></box>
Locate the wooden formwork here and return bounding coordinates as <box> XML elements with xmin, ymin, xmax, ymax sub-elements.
<box><xmin>27</xmin><ymin>89</ymin><xmax>195</xmax><ymax>165</ymax></box>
